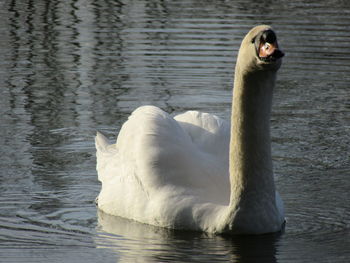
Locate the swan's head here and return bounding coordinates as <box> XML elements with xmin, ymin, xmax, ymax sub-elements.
<box><xmin>237</xmin><ymin>25</ymin><xmax>284</xmax><ymax>73</ymax></box>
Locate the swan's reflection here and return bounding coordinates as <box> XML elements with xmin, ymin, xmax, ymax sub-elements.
<box><xmin>96</xmin><ymin>210</ymin><xmax>281</xmax><ymax>262</ymax></box>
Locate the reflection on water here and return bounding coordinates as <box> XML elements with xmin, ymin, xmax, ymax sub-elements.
<box><xmin>97</xmin><ymin>210</ymin><xmax>280</xmax><ymax>263</ymax></box>
<box><xmin>0</xmin><ymin>0</ymin><xmax>349</xmax><ymax>262</ymax></box>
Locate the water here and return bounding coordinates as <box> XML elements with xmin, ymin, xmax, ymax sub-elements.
<box><xmin>0</xmin><ymin>0</ymin><xmax>349</xmax><ymax>262</ymax></box>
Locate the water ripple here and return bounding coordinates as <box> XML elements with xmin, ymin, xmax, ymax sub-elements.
<box><xmin>0</xmin><ymin>0</ymin><xmax>349</xmax><ymax>262</ymax></box>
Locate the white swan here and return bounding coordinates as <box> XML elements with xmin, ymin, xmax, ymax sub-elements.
<box><xmin>95</xmin><ymin>25</ymin><xmax>285</xmax><ymax>234</ymax></box>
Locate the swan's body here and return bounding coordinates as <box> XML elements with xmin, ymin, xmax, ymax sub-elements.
<box><xmin>96</xmin><ymin>25</ymin><xmax>285</xmax><ymax>234</ymax></box>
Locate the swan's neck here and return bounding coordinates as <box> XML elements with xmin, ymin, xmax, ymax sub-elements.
<box><xmin>227</xmin><ymin>66</ymin><xmax>277</xmax><ymax>231</ymax></box>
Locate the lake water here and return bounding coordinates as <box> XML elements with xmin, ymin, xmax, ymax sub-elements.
<box><xmin>0</xmin><ymin>0</ymin><xmax>349</xmax><ymax>262</ymax></box>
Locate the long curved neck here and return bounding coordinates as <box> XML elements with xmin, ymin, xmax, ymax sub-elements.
<box><xmin>228</xmin><ymin>64</ymin><xmax>277</xmax><ymax>217</ymax></box>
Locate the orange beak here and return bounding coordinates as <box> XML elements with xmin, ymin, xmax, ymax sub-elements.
<box><xmin>259</xmin><ymin>41</ymin><xmax>278</xmax><ymax>58</ymax></box>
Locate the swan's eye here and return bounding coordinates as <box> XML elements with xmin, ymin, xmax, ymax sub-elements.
<box><xmin>251</xmin><ymin>37</ymin><xmax>256</xmax><ymax>43</ymax></box>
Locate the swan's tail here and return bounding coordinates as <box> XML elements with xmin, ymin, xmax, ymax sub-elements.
<box><xmin>95</xmin><ymin>131</ymin><xmax>118</xmax><ymax>183</ymax></box>
<box><xmin>95</xmin><ymin>131</ymin><xmax>110</xmax><ymax>153</ymax></box>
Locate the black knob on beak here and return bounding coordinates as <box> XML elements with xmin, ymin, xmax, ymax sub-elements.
<box><xmin>261</xmin><ymin>29</ymin><xmax>277</xmax><ymax>44</ymax></box>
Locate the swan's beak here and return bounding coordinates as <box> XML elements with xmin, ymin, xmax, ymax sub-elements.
<box><xmin>256</xmin><ymin>29</ymin><xmax>284</xmax><ymax>62</ymax></box>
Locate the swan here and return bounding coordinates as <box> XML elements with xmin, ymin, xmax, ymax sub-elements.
<box><xmin>95</xmin><ymin>25</ymin><xmax>285</xmax><ymax>234</ymax></box>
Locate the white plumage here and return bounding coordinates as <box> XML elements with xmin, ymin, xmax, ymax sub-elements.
<box><xmin>96</xmin><ymin>107</ymin><xmax>230</xmax><ymax>230</ymax></box>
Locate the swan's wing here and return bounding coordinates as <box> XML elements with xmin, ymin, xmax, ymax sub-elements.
<box><xmin>174</xmin><ymin>111</ymin><xmax>230</xmax><ymax>163</ymax></box>
<box><xmin>96</xmin><ymin>106</ymin><xmax>230</xmax><ymax>215</ymax></box>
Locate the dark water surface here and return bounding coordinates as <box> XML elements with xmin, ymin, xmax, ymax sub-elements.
<box><xmin>0</xmin><ymin>0</ymin><xmax>349</xmax><ymax>262</ymax></box>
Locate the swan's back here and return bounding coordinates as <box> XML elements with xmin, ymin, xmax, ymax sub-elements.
<box><xmin>96</xmin><ymin>106</ymin><xmax>231</xmax><ymax>228</ymax></box>
<box><xmin>174</xmin><ymin>110</ymin><xmax>230</xmax><ymax>159</ymax></box>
